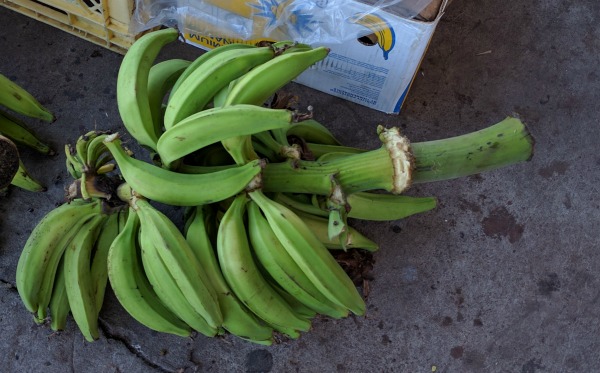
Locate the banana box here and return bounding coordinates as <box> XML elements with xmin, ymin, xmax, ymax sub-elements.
<box><xmin>178</xmin><ymin>0</ymin><xmax>447</xmax><ymax>114</ymax></box>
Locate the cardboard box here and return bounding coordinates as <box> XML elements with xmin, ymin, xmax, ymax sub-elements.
<box><xmin>180</xmin><ymin>0</ymin><xmax>448</xmax><ymax>114</ymax></box>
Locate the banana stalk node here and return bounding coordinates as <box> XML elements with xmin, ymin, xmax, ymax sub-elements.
<box><xmin>377</xmin><ymin>125</ymin><xmax>414</xmax><ymax>194</ymax></box>
<box><xmin>245</xmin><ymin>159</ymin><xmax>267</xmax><ymax>192</ymax></box>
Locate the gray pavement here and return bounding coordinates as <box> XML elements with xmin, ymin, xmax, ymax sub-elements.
<box><xmin>1</xmin><ymin>1</ymin><xmax>599</xmax><ymax>372</ymax></box>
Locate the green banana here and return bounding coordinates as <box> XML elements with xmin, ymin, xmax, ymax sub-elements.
<box><xmin>147</xmin><ymin>58</ymin><xmax>191</xmax><ymax>135</ymax></box>
<box><xmin>0</xmin><ymin>110</ymin><xmax>54</xmax><ymax>154</ymax></box>
<box><xmin>344</xmin><ymin>192</ymin><xmax>438</xmax><ymax>221</ymax></box>
<box><xmin>48</xmin><ymin>255</ymin><xmax>69</xmax><ymax>331</ymax></box>
<box><xmin>212</xmin><ymin>78</ymin><xmax>238</xmax><ymax>108</ymax></box>
<box><xmin>274</xmin><ymin>191</ymin><xmax>437</xmax><ymax>222</ymax></box>
<box><xmin>116</xmin><ymin>27</ymin><xmax>179</xmax><ymax>151</ymax></box>
<box><xmin>169</xmin><ymin>43</ymin><xmax>255</xmax><ymax>98</ymax></box>
<box><xmin>291</xmin><ymin>209</ymin><xmax>379</xmax><ymax>251</ymax></box>
<box><xmin>185</xmin><ymin>205</ymin><xmax>274</xmax><ymax>344</ymax></box>
<box><xmin>64</xmin><ymin>144</ymin><xmax>83</xmax><ymax>179</ymax></box>
<box><xmin>138</xmin><ymin>217</ymin><xmax>218</xmax><ymax>337</ymax></box>
<box><xmin>63</xmin><ymin>214</ymin><xmax>107</xmax><ymax>342</ymax></box>
<box><xmin>107</xmin><ymin>207</ymin><xmax>192</xmax><ymax>337</ymax></box>
<box><xmin>0</xmin><ymin>73</ymin><xmax>54</xmax><ymax>122</ymax></box>
<box><xmin>16</xmin><ymin>199</ymin><xmax>102</xmax><ymax>313</ymax></box>
<box><xmin>157</xmin><ymin>105</ymin><xmax>294</xmax><ymax>168</ymax></box>
<box><xmin>247</xmin><ymin>200</ymin><xmax>349</xmax><ymax>318</ymax></box>
<box><xmin>0</xmin><ymin>134</ymin><xmax>19</xmax><ymax>189</ymax></box>
<box><xmin>269</xmin><ymin>281</ymin><xmax>317</xmax><ymax>321</ymax></box>
<box><xmin>164</xmin><ymin>46</ymin><xmax>276</xmax><ymax>130</ymax></box>
<box><xmin>286</xmin><ymin>119</ymin><xmax>342</xmax><ymax>146</ymax></box>
<box><xmin>74</xmin><ymin>130</ymin><xmax>99</xmax><ymax>169</ymax></box>
<box><xmin>222</xmin><ymin>47</ymin><xmax>329</xmax><ymax>106</ymax></box>
<box><xmin>216</xmin><ymin>194</ymin><xmax>311</xmax><ymax>335</ymax></box>
<box><xmin>11</xmin><ymin>159</ymin><xmax>45</xmax><ymax>192</ymax></box>
<box><xmin>134</xmin><ymin>197</ymin><xmax>222</xmax><ymax>329</ymax></box>
<box><xmin>84</xmin><ymin>131</ymin><xmax>113</xmax><ymax>171</ymax></box>
<box><xmin>103</xmin><ymin>134</ymin><xmax>263</xmax><ymax>206</ymax></box>
<box><xmin>249</xmin><ymin>190</ymin><xmax>365</xmax><ymax>315</ymax></box>
<box><xmin>90</xmin><ymin>210</ymin><xmax>125</xmax><ymax>316</ymax></box>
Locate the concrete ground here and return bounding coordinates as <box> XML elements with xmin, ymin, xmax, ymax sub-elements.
<box><xmin>1</xmin><ymin>0</ymin><xmax>599</xmax><ymax>372</ymax></box>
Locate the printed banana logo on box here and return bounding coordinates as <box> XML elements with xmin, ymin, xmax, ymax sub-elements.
<box><xmin>180</xmin><ymin>0</ymin><xmax>445</xmax><ymax>113</ymax></box>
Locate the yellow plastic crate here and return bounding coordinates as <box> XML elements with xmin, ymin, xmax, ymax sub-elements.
<box><xmin>0</xmin><ymin>0</ymin><xmax>138</xmax><ymax>54</ymax></box>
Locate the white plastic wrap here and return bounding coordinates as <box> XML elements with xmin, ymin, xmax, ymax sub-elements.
<box><xmin>130</xmin><ymin>0</ymin><xmax>435</xmax><ymax>44</ymax></box>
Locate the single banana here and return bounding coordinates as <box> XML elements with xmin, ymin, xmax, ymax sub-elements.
<box><xmin>169</xmin><ymin>43</ymin><xmax>255</xmax><ymax>98</ymax></box>
<box><xmin>0</xmin><ymin>134</ymin><xmax>19</xmax><ymax>189</ymax></box>
<box><xmin>249</xmin><ymin>190</ymin><xmax>365</xmax><ymax>315</ymax></box>
<box><xmin>272</xmin><ymin>187</ymin><xmax>436</xmax><ymax>222</ymax></box>
<box><xmin>64</xmin><ymin>144</ymin><xmax>83</xmax><ymax>179</ymax></box>
<box><xmin>116</xmin><ymin>27</ymin><xmax>179</xmax><ymax>151</ymax></box>
<box><xmin>212</xmin><ymin>78</ymin><xmax>238</xmax><ymax>108</ymax></box>
<box><xmin>147</xmin><ymin>58</ymin><xmax>191</xmax><ymax>135</ymax></box>
<box><xmin>164</xmin><ymin>46</ymin><xmax>276</xmax><ymax>130</ymax></box>
<box><xmin>217</xmin><ymin>194</ymin><xmax>311</xmax><ymax>335</ymax></box>
<box><xmin>247</xmin><ymin>200</ymin><xmax>349</xmax><ymax>318</ymax></box>
<box><xmin>107</xmin><ymin>207</ymin><xmax>192</xmax><ymax>337</ymax></box>
<box><xmin>63</xmin><ymin>214</ymin><xmax>107</xmax><ymax>342</ymax></box>
<box><xmin>103</xmin><ymin>134</ymin><xmax>263</xmax><ymax>206</ymax></box>
<box><xmin>48</xmin><ymin>255</ymin><xmax>69</xmax><ymax>331</ymax></box>
<box><xmin>0</xmin><ymin>73</ymin><xmax>54</xmax><ymax>122</ymax></box>
<box><xmin>222</xmin><ymin>47</ymin><xmax>329</xmax><ymax>107</ymax></box>
<box><xmin>185</xmin><ymin>205</ymin><xmax>274</xmax><ymax>344</ymax></box>
<box><xmin>11</xmin><ymin>159</ymin><xmax>46</xmax><ymax>192</ymax></box>
<box><xmin>90</xmin><ymin>210</ymin><xmax>125</xmax><ymax>316</ymax></box>
<box><xmin>16</xmin><ymin>199</ymin><xmax>102</xmax><ymax>313</ymax></box>
<box><xmin>350</xmin><ymin>192</ymin><xmax>438</xmax><ymax>221</ymax></box>
<box><xmin>134</xmin><ymin>197</ymin><xmax>223</xmax><ymax>329</ymax></box>
<box><xmin>0</xmin><ymin>110</ymin><xmax>54</xmax><ymax>154</ymax></box>
<box><xmin>157</xmin><ymin>105</ymin><xmax>294</xmax><ymax>168</ymax></box>
<box><xmin>286</xmin><ymin>119</ymin><xmax>342</xmax><ymax>146</ymax></box>
<box><xmin>74</xmin><ymin>130</ymin><xmax>100</xmax><ymax>169</ymax></box>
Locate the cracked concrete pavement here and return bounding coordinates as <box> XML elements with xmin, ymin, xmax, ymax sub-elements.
<box><xmin>1</xmin><ymin>0</ymin><xmax>599</xmax><ymax>372</ymax></box>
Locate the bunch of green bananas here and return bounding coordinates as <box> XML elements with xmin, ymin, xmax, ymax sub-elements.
<box><xmin>15</xmin><ymin>27</ymin><xmax>534</xmax><ymax>345</ymax></box>
<box><xmin>0</xmin><ymin>73</ymin><xmax>55</xmax><ymax>193</ymax></box>
<box><xmin>16</xmin><ymin>133</ymin><xmax>127</xmax><ymax>341</ymax></box>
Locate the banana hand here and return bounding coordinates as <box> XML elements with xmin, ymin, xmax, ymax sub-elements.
<box><xmin>107</xmin><ymin>207</ymin><xmax>192</xmax><ymax>337</ymax></box>
<box><xmin>134</xmin><ymin>197</ymin><xmax>223</xmax><ymax>330</ymax></box>
<box><xmin>185</xmin><ymin>205</ymin><xmax>274</xmax><ymax>344</ymax></box>
<box><xmin>249</xmin><ymin>190</ymin><xmax>365</xmax><ymax>315</ymax></box>
<box><xmin>217</xmin><ymin>194</ymin><xmax>311</xmax><ymax>337</ymax></box>
<box><xmin>16</xmin><ymin>199</ymin><xmax>102</xmax><ymax>313</ymax></box>
<box><xmin>164</xmin><ymin>46</ymin><xmax>275</xmax><ymax>129</ymax></box>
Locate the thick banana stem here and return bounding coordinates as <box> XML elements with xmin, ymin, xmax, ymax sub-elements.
<box><xmin>262</xmin><ymin>117</ymin><xmax>534</xmax><ymax>195</ymax></box>
<box><xmin>410</xmin><ymin>116</ymin><xmax>534</xmax><ymax>183</ymax></box>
